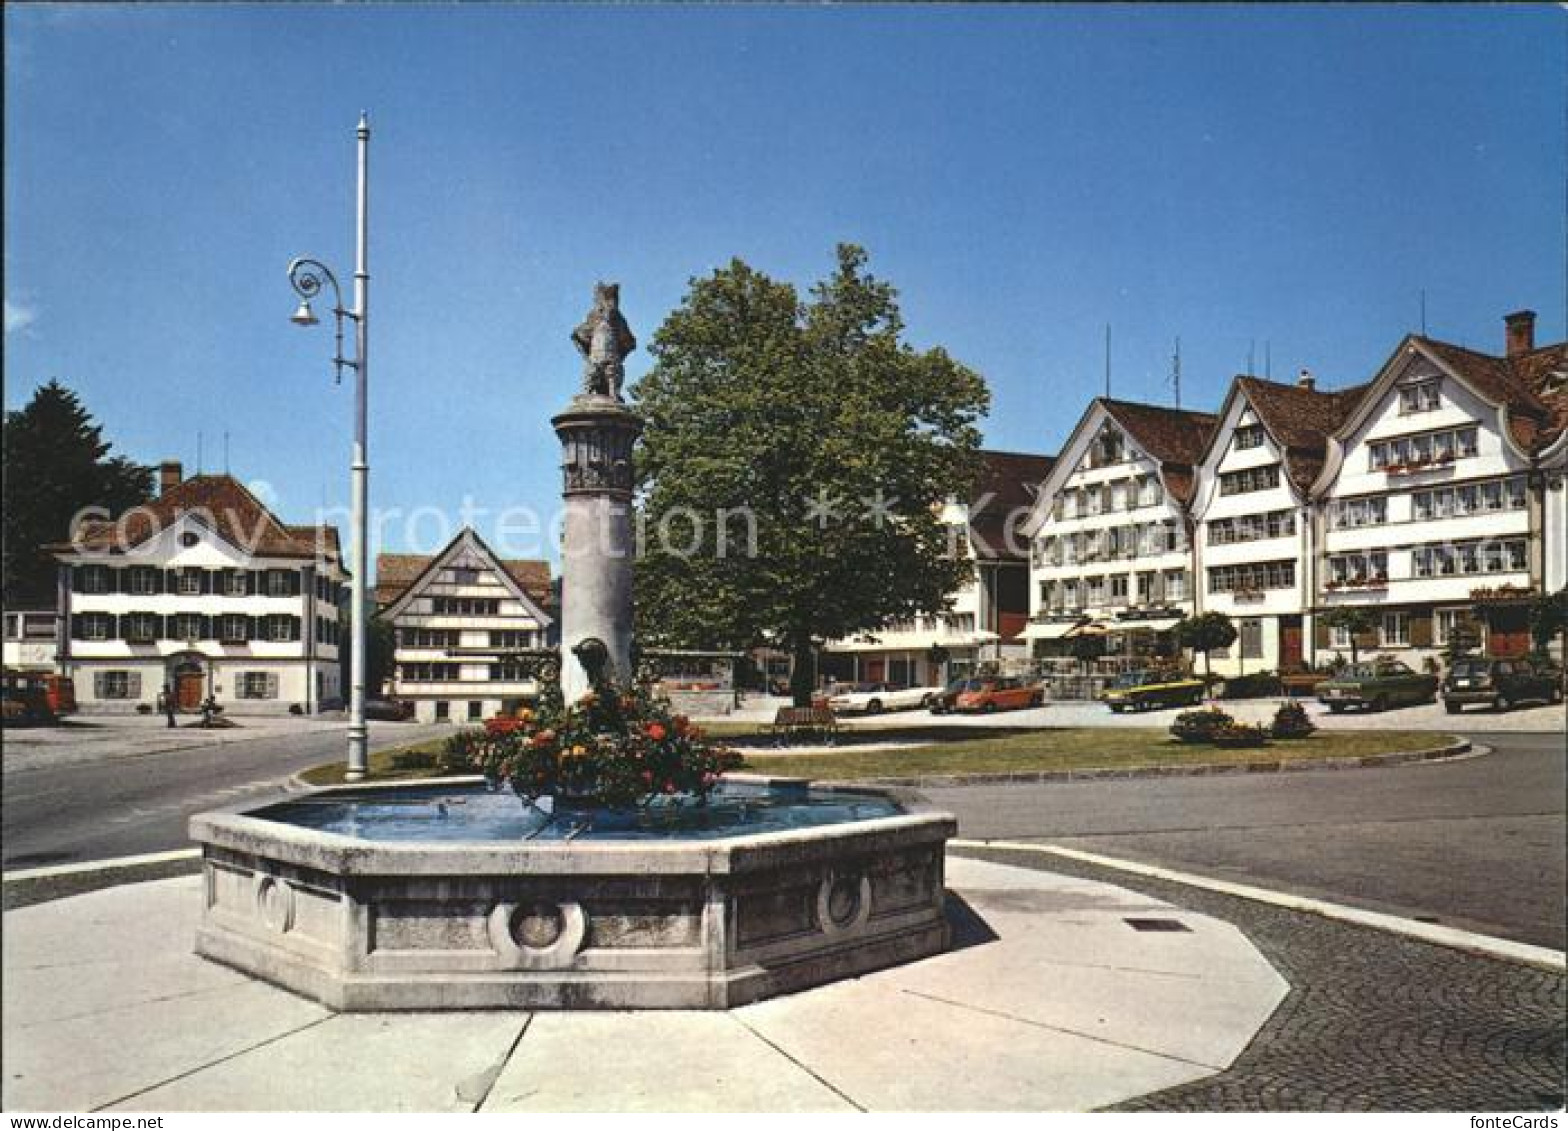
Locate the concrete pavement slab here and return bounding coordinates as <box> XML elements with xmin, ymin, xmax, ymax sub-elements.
<box><xmin>2</xmin><ymin>978</ymin><xmax>328</xmax><ymax>1112</ymax></box>
<box><xmin>481</xmin><ymin>1011</ymin><xmax>857</xmax><ymax>1113</ymax></box>
<box><xmin>108</xmin><ymin>1012</ymin><xmax>527</xmax><ymax>1113</ymax></box>
<box><xmin>0</xmin><ymin>854</ymin><xmax>1289</xmax><ymax>1112</ymax></box>
<box><xmin>736</xmin><ymin>976</ymin><xmax>1204</xmax><ymax>1112</ymax></box>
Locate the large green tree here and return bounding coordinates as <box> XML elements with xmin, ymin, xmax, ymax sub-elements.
<box><xmin>1173</xmin><ymin>611</ymin><xmax>1237</xmax><ymax>686</ymax></box>
<box><xmin>633</xmin><ymin>245</ymin><xmax>990</xmax><ymax>704</ymax></box>
<box><xmin>2</xmin><ymin>381</ymin><xmax>151</xmax><ymax>606</ymax></box>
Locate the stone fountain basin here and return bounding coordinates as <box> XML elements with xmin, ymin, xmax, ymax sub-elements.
<box><xmin>189</xmin><ymin>775</ymin><xmax>955</xmax><ymax>1011</ymax></box>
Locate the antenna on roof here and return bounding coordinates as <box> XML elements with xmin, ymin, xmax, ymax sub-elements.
<box><xmin>1104</xmin><ymin>324</ymin><xmax>1112</xmax><ymax>398</ymax></box>
<box><xmin>1169</xmin><ymin>336</ymin><xmax>1182</xmax><ymax>409</ymax></box>
<box><xmin>1247</xmin><ymin>339</ymin><xmax>1255</xmax><ymax>376</ymax></box>
<box><xmin>223</xmin><ymin>431</ymin><xmax>230</xmax><ymax>475</ymax></box>
<box><xmin>1420</xmin><ymin>289</ymin><xmax>1428</xmax><ymax>335</ymax></box>
<box><xmin>196</xmin><ymin>431</ymin><xmax>203</xmax><ymax>475</ymax></box>
<box><xmin>1265</xmin><ymin>341</ymin><xmax>1272</xmax><ymax>380</ymax></box>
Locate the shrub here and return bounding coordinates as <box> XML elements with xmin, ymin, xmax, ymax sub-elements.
<box><xmin>135</xmin><ymin>703</ymin><xmax>152</xmax><ymax>715</ymax></box>
<box><xmin>439</xmin><ymin>688</ymin><xmax>743</xmax><ymax>808</ymax></box>
<box><xmin>1221</xmin><ymin>671</ymin><xmax>1282</xmax><ymax>700</ymax></box>
<box><xmin>1210</xmin><ymin>722</ymin><xmax>1270</xmax><ymax>748</ymax></box>
<box><xmin>1269</xmin><ymin>700</ymin><xmax>1316</xmax><ymax>740</ymax></box>
<box><xmin>1170</xmin><ymin>707</ymin><xmax>1235</xmax><ymax>744</ymax></box>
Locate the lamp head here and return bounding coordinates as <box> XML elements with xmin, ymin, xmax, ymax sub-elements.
<box><xmin>290</xmin><ymin>300</ymin><xmax>320</xmax><ymax>327</ymax></box>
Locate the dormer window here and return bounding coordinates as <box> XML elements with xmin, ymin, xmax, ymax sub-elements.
<box><xmin>1398</xmin><ymin>379</ymin><xmax>1441</xmax><ymax>415</ymax></box>
<box><xmin>1091</xmin><ymin>425</ymin><xmax>1125</xmax><ymax>468</ymax></box>
<box><xmin>1234</xmin><ymin>424</ymin><xmax>1266</xmax><ymax>451</ymax></box>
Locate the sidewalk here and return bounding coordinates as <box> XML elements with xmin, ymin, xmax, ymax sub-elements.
<box><xmin>718</xmin><ymin>693</ymin><xmax>1566</xmax><ymax>734</ymax></box>
<box><xmin>2</xmin><ymin>855</ymin><xmax>1286</xmax><ymax>1113</ymax></box>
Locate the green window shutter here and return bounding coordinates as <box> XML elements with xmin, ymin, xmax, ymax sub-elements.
<box><xmin>71</xmin><ymin>614</ymin><xmax>84</xmax><ymax>639</ymax></box>
<box><xmin>1313</xmin><ymin>620</ymin><xmax>1330</xmax><ymax>649</ymax></box>
<box><xmin>291</xmin><ymin>616</ymin><xmax>302</xmax><ymax>642</ymax></box>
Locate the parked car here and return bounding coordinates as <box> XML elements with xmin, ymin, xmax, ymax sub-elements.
<box><xmin>1316</xmin><ymin>661</ymin><xmax>1438</xmax><ymax>713</ymax></box>
<box><xmin>1442</xmin><ymin>656</ymin><xmax>1565</xmax><ymax>713</ymax></box>
<box><xmin>826</xmin><ymin>682</ymin><xmax>941</xmax><ymax>715</ymax></box>
<box><xmin>363</xmin><ymin>698</ymin><xmax>416</xmax><ymax>722</ymax></box>
<box><xmin>927</xmin><ymin>678</ymin><xmax>981</xmax><ymax>715</ymax></box>
<box><xmin>1100</xmin><ymin>670</ymin><xmax>1205</xmax><ymax>712</ymax></box>
<box><xmin>2</xmin><ymin>671</ymin><xmax>58</xmax><ymax>726</ymax></box>
<box><xmin>953</xmin><ymin>676</ymin><xmax>1044</xmax><ymax>714</ymax></box>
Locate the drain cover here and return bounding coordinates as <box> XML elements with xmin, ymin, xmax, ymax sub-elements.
<box><xmin>1124</xmin><ymin>917</ymin><xmax>1191</xmax><ymax>933</ymax></box>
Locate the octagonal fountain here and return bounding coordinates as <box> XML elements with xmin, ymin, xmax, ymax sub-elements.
<box><xmin>190</xmin><ymin>284</ymin><xmax>955</xmax><ymax>1010</ymax></box>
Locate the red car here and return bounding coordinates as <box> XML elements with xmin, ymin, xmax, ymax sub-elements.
<box><xmin>954</xmin><ymin>677</ymin><xmax>1044</xmax><ymax>713</ymax></box>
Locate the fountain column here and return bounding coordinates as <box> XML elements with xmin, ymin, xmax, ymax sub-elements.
<box><xmin>553</xmin><ymin>283</ymin><xmax>643</xmax><ymax>704</ymax></box>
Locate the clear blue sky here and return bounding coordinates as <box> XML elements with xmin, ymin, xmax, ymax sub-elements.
<box><xmin>6</xmin><ymin>4</ymin><xmax>1563</xmax><ymax>563</ymax></box>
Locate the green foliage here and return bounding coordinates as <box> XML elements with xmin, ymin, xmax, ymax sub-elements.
<box><xmin>632</xmin><ymin>245</ymin><xmax>990</xmax><ymax>704</ymax></box>
<box><xmin>1321</xmin><ymin>606</ymin><xmax>1380</xmax><ymax>665</ymax></box>
<box><xmin>1209</xmin><ymin>721</ymin><xmax>1271</xmax><ymax>748</ymax></box>
<box><xmin>1269</xmin><ymin>700</ymin><xmax>1317</xmax><ymax>740</ymax></box>
<box><xmin>1169</xmin><ymin>707</ymin><xmax>1235</xmax><ymax>744</ymax></box>
<box><xmin>441</xmin><ymin>687</ymin><xmax>742</xmax><ymax>809</ymax></box>
<box><xmin>2</xmin><ymin>380</ymin><xmax>151</xmax><ymax>606</ymax></box>
<box><xmin>342</xmin><ymin>609</ymin><xmax>397</xmax><ymax>700</ymax></box>
<box><xmin>1173</xmin><ymin>612</ymin><xmax>1237</xmax><ymax>682</ymax></box>
<box><xmin>1528</xmin><ymin>589</ymin><xmax>1568</xmax><ymax>652</ymax></box>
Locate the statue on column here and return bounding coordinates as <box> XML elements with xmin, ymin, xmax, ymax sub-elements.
<box><xmin>572</xmin><ymin>282</ymin><xmax>637</xmax><ymax>401</ymax></box>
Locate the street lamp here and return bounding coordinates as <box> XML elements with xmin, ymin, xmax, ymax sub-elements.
<box><xmin>288</xmin><ymin>113</ymin><xmax>371</xmax><ymax>781</ymax></box>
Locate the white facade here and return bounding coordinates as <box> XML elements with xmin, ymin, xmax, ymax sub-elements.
<box><xmin>3</xmin><ymin>611</ymin><xmax>59</xmax><ymax>671</ymax></box>
<box><xmin>380</xmin><ymin>530</ymin><xmax>553</xmax><ymax>724</ymax></box>
<box><xmin>1190</xmin><ymin>402</ymin><xmax>1313</xmax><ymax>676</ymax></box>
<box><xmin>58</xmin><ymin>511</ymin><xmax>344</xmax><ymax>715</ymax></box>
<box><xmin>1313</xmin><ymin>343</ymin><xmax>1538</xmax><ymax>666</ymax></box>
<box><xmin>1025</xmin><ymin>407</ymin><xmax>1195</xmax><ymax>647</ymax></box>
<box><xmin>821</xmin><ymin>494</ymin><xmax>1035</xmax><ymax>686</ymax></box>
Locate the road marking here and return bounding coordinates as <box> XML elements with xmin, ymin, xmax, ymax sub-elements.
<box><xmin>3</xmin><ymin>847</ymin><xmax>201</xmax><ymax>883</ymax></box>
<box><xmin>951</xmin><ymin>838</ymin><xmax>1567</xmax><ymax>973</ymax></box>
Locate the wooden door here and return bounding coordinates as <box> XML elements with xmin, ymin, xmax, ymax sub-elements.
<box><xmin>1280</xmin><ymin>616</ymin><xmax>1304</xmax><ymax>671</ymax></box>
<box><xmin>866</xmin><ymin>658</ymin><xmax>885</xmax><ymax>683</ymax></box>
<box><xmin>176</xmin><ymin>669</ymin><xmax>204</xmax><ymax>710</ymax></box>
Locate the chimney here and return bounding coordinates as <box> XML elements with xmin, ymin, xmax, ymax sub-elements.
<box><xmin>1504</xmin><ymin>310</ymin><xmax>1535</xmax><ymax>357</ymax></box>
<box><xmin>158</xmin><ymin>460</ymin><xmax>183</xmax><ymax>497</ymax></box>
<box><xmin>1296</xmin><ymin>368</ymin><xmax>1316</xmax><ymax>392</ymax></box>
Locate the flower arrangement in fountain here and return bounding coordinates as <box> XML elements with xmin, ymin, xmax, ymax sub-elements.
<box><xmin>441</xmin><ymin>685</ymin><xmax>743</xmax><ymax>809</ymax></box>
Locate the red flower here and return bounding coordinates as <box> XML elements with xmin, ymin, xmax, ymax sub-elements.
<box><xmin>645</xmin><ymin>722</ymin><xmax>668</xmax><ymax>742</ymax></box>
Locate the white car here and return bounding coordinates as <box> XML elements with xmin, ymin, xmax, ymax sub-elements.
<box><xmin>826</xmin><ymin>682</ymin><xmax>942</xmax><ymax>715</ymax></box>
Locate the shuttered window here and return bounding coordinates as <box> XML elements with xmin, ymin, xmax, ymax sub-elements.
<box><xmin>236</xmin><ymin>672</ymin><xmax>280</xmax><ymax>699</ymax></box>
<box><xmin>94</xmin><ymin>671</ymin><xmax>141</xmax><ymax>699</ymax></box>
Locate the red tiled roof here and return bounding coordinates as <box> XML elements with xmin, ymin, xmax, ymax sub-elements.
<box><xmin>1235</xmin><ymin>376</ymin><xmax>1370</xmax><ymax>491</ymax></box>
<box><xmin>373</xmin><ymin>550</ymin><xmax>553</xmax><ymax>611</ymax></box>
<box><xmin>968</xmin><ymin>449</ymin><xmax>1055</xmax><ymax>561</ymax></box>
<box><xmin>1098</xmin><ymin>399</ymin><xmax>1218</xmax><ymax>501</ymax></box>
<box><xmin>51</xmin><ymin>474</ymin><xmax>343</xmax><ymax>565</ymax></box>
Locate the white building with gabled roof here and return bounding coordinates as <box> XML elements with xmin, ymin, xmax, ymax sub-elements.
<box><xmin>375</xmin><ymin>528</ymin><xmax>554</xmax><ymax>724</ymax></box>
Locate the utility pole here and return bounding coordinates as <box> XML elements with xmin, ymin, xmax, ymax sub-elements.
<box><xmin>1104</xmin><ymin>324</ymin><xmax>1112</xmax><ymax>398</ymax></box>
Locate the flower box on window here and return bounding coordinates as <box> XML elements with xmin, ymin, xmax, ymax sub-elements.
<box><xmin>1231</xmin><ymin>588</ymin><xmax>1265</xmax><ymax>602</ymax></box>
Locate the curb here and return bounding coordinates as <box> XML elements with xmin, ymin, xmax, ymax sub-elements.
<box><xmin>846</xmin><ymin>737</ymin><xmax>1477</xmax><ymax>790</ymax></box>
<box><xmin>951</xmin><ymin>839</ymin><xmax>1567</xmax><ymax>974</ymax></box>
<box><xmin>2</xmin><ymin>847</ymin><xmax>201</xmax><ymax>884</ymax></box>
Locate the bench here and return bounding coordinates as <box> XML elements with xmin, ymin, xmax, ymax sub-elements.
<box><xmin>771</xmin><ymin>706</ymin><xmax>838</xmax><ymax>746</ymax></box>
<box><xmin>1280</xmin><ymin>673</ymin><xmax>1328</xmax><ymax>698</ymax></box>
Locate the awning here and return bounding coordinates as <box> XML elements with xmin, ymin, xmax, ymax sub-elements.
<box><xmin>1020</xmin><ymin>621</ymin><xmax>1081</xmax><ymax>641</ymax></box>
<box><xmin>1107</xmin><ymin>617</ymin><xmax>1181</xmax><ymax>633</ymax></box>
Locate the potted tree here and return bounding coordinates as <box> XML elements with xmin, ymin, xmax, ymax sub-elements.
<box><xmin>1173</xmin><ymin>612</ymin><xmax>1237</xmax><ymax>695</ymax></box>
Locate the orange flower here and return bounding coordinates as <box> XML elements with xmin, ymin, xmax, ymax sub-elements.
<box><xmin>645</xmin><ymin>722</ymin><xmax>668</xmax><ymax>742</ymax></box>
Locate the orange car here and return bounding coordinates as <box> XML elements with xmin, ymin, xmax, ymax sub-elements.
<box><xmin>953</xmin><ymin>677</ymin><xmax>1044</xmax><ymax>713</ymax></box>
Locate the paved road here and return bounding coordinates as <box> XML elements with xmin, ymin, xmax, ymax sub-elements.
<box><xmin>1</xmin><ymin>721</ymin><xmax>450</xmax><ymax>869</ymax></box>
<box><xmin>929</xmin><ymin>731</ymin><xmax>1566</xmax><ymax>949</ymax></box>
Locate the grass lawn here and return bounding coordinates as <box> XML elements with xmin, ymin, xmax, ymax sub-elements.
<box><xmin>747</xmin><ymin>728</ymin><xmax>1451</xmax><ymax>781</ymax></box>
<box><xmin>298</xmin><ymin>727</ymin><xmax>1455</xmax><ymax>786</ymax></box>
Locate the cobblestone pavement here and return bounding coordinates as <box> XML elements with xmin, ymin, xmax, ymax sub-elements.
<box><xmin>954</xmin><ymin>846</ymin><xmax>1567</xmax><ymax>1112</ymax></box>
